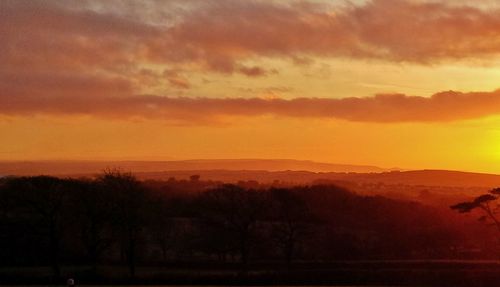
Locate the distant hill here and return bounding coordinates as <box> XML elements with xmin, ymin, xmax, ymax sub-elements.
<box><xmin>0</xmin><ymin>159</ymin><xmax>386</xmax><ymax>175</ymax></box>
<box><xmin>130</xmin><ymin>169</ymin><xmax>500</xmax><ymax>188</ymax></box>
<box><xmin>340</xmin><ymin>169</ymin><xmax>500</xmax><ymax>187</ymax></box>
<box><xmin>2</xmin><ymin>160</ymin><xmax>500</xmax><ymax>188</ymax></box>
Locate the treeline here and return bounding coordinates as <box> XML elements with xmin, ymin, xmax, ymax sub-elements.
<box><xmin>0</xmin><ymin>171</ymin><xmax>490</xmax><ymax>279</ymax></box>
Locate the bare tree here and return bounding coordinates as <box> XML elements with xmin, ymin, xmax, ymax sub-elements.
<box><xmin>198</xmin><ymin>184</ymin><xmax>267</xmax><ymax>271</ymax></box>
<box><xmin>71</xmin><ymin>179</ymin><xmax>114</xmax><ymax>275</ymax></box>
<box><xmin>269</xmin><ymin>188</ymin><xmax>313</xmax><ymax>269</ymax></box>
<box><xmin>5</xmin><ymin>176</ymin><xmax>70</xmax><ymax>280</ymax></box>
<box><xmin>97</xmin><ymin>170</ymin><xmax>146</xmax><ymax>278</ymax></box>
<box><xmin>146</xmin><ymin>194</ymin><xmax>175</xmax><ymax>262</ymax></box>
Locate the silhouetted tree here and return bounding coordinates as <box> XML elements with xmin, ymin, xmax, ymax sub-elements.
<box><xmin>4</xmin><ymin>176</ymin><xmax>71</xmax><ymax>280</ymax></box>
<box><xmin>71</xmin><ymin>178</ymin><xmax>114</xmax><ymax>274</ymax></box>
<box><xmin>269</xmin><ymin>188</ymin><xmax>313</xmax><ymax>268</ymax></box>
<box><xmin>146</xmin><ymin>194</ymin><xmax>175</xmax><ymax>262</ymax></box>
<box><xmin>451</xmin><ymin>188</ymin><xmax>500</xmax><ymax>233</ymax></box>
<box><xmin>97</xmin><ymin>170</ymin><xmax>147</xmax><ymax>278</ymax></box>
<box><xmin>190</xmin><ymin>174</ymin><xmax>200</xmax><ymax>182</ymax></box>
<box><xmin>198</xmin><ymin>184</ymin><xmax>267</xmax><ymax>270</ymax></box>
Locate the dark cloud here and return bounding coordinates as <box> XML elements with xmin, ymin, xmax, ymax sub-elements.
<box><xmin>3</xmin><ymin>89</ymin><xmax>500</xmax><ymax>123</ymax></box>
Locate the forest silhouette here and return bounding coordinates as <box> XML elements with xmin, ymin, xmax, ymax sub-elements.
<box><xmin>1</xmin><ymin>170</ymin><xmax>500</xmax><ymax>285</ymax></box>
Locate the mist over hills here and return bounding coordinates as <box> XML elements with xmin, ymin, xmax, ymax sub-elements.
<box><xmin>1</xmin><ymin>159</ymin><xmax>500</xmax><ymax>188</ymax></box>
<box><xmin>0</xmin><ymin>159</ymin><xmax>386</xmax><ymax>175</ymax></box>
<box><xmin>129</xmin><ymin>169</ymin><xmax>500</xmax><ymax>188</ymax></box>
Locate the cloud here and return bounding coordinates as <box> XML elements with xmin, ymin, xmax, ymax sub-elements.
<box><xmin>3</xmin><ymin>0</ymin><xmax>500</xmax><ymax>88</ymax></box>
<box><xmin>152</xmin><ymin>0</ymin><xmax>500</xmax><ymax>66</ymax></box>
<box><xmin>238</xmin><ymin>66</ymin><xmax>268</xmax><ymax>77</ymax></box>
<box><xmin>0</xmin><ymin>71</ymin><xmax>133</xmax><ymax>99</ymax></box>
<box><xmin>0</xmin><ymin>0</ymin><xmax>159</xmax><ymax>73</ymax></box>
<box><xmin>4</xmin><ymin>0</ymin><xmax>500</xmax><ymax>124</ymax></box>
<box><xmin>3</xmin><ymin>88</ymin><xmax>500</xmax><ymax>123</ymax></box>
<box><xmin>163</xmin><ymin>69</ymin><xmax>191</xmax><ymax>89</ymax></box>
<box><xmin>4</xmin><ymin>0</ymin><xmax>500</xmax><ymax>80</ymax></box>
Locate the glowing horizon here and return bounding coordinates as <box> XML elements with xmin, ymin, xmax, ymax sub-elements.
<box><xmin>2</xmin><ymin>0</ymin><xmax>500</xmax><ymax>173</ymax></box>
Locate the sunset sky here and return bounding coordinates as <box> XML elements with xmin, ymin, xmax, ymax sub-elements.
<box><xmin>2</xmin><ymin>0</ymin><xmax>500</xmax><ymax>172</ymax></box>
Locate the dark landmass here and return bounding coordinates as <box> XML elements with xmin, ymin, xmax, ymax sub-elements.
<box><xmin>129</xmin><ymin>169</ymin><xmax>500</xmax><ymax>188</ymax></box>
<box><xmin>1</xmin><ymin>167</ymin><xmax>500</xmax><ymax>286</ymax></box>
<box><xmin>2</xmin><ymin>160</ymin><xmax>500</xmax><ymax>189</ymax></box>
<box><xmin>0</xmin><ymin>159</ymin><xmax>388</xmax><ymax>176</ymax></box>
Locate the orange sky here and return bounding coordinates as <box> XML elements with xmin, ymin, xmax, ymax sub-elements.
<box><xmin>2</xmin><ymin>0</ymin><xmax>500</xmax><ymax>173</ymax></box>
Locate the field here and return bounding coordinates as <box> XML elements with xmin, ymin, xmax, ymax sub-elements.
<box><xmin>2</xmin><ymin>261</ymin><xmax>500</xmax><ymax>286</ymax></box>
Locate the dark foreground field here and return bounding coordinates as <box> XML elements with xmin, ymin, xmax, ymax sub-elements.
<box><xmin>2</xmin><ymin>261</ymin><xmax>500</xmax><ymax>286</ymax></box>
